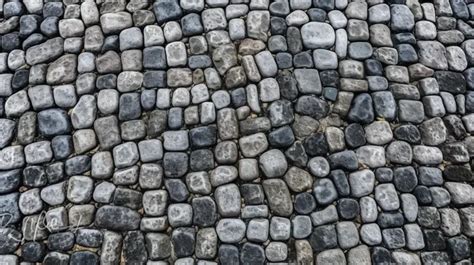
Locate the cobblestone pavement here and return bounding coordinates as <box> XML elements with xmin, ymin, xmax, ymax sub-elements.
<box><xmin>0</xmin><ymin>0</ymin><xmax>474</xmax><ymax>264</ymax></box>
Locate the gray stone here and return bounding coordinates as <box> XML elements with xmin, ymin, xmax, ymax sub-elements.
<box><xmin>19</xmin><ymin>188</ymin><xmax>42</xmax><ymax>215</ymax></box>
<box><xmin>316</xmin><ymin>249</ymin><xmax>346</xmax><ymax>265</ymax></box>
<box><xmin>67</xmin><ymin>176</ymin><xmax>93</xmax><ymax>204</ymax></box>
<box><xmin>360</xmin><ymin>223</ymin><xmax>382</xmax><ymax>246</ymax></box>
<box><xmin>239</xmin><ymin>133</ymin><xmax>268</xmax><ymax>157</ymax></box>
<box><xmin>5</xmin><ymin>91</ymin><xmax>31</xmax><ymax>117</ymax></box>
<box><xmin>215</xmin><ymin>184</ymin><xmax>241</xmax><ymax>217</ymax></box>
<box><xmin>375</xmin><ymin>184</ymin><xmax>400</xmax><ymax>211</ymax></box>
<box><xmin>401</xmin><ymin>193</ymin><xmax>418</xmax><ymax>222</ymax></box>
<box><xmin>259</xmin><ymin>149</ymin><xmax>287</xmax><ymax>178</ymax></box>
<box><xmin>247</xmin><ymin>11</ymin><xmax>270</xmax><ymax>41</ymax></box>
<box><xmin>301</xmin><ymin>22</ymin><xmax>335</xmax><ymax>49</ymax></box>
<box><xmin>445</xmin><ymin>182</ymin><xmax>474</xmax><ymax>205</ymax></box>
<box><xmin>25</xmin><ymin>37</ymin><xmax>64</xmax><ymax>65</ymax></box>
<box><xmin>386</xmin><ymin>141</ymin><xmax>413</xmax><ymax>165</ymax></box>
<box><xmin>46</xmin><ymin>55</ymin><xmax>77</xmax><ymax>85</ymax></box>
<box><xmin>263</xmin><ymin>179</ymin><xmax>293</xmax><ymax>217</ymax></box>
<box><xmin>216</xmin><ymin>218</ymin><xmax>246</xmax><ymax>243</ymax></box>
<box><xmin>93</xmin><ymin>182</ymin><xmax>116</xmax><ymax>204</ymax></box>
<box><xmin>255</xmin><ymin>51</ymin><xmax>277</xmax><ymax>77</ymax></box>
<box><xmin>265</xmin><ymin>242</ymin><xmax>287</xmax><ymax>262</ymax></box>
<box><xmin>313</xmin><ymin>178</ymin><xmax>338</xmax><ymax>205</ymax></box>
<box><xmin>311</xmin><ymin>205</ymin><xmax>338</xmax><ymax>226</ymax></box>
<box><xmin>163</xmin><ymin>131</ymin><xmax>189</xmax><ymax>151</ymax></box>
<box><xmin>0</xmin><ymin>119</ymin><xmax>15</xmax><ymax>149</ymax></box>
<box><xmin>284</xmin><ymin>167</ymin><xmax>312</xmax><ymax>193</ymax></box>
<box><xmin>337</xmin><ymin>221</ymin><xmax>359</xmax><ymax>249</ymax></box>
<box><xmin>0</xmin><ymin>146</ymin><xmax>24</xmax><ymax>170</ymax></box>
<box><xmin>419</xmin><ymin>117</ymin><xmax>447</xmax><ymax>145</ymax></box>
<box><xmin>168</xmin><ymin>203</ymin><xmax>193</xmax><ymax>227</ymax></box>
<box><xmin>113</xmin><ymin>142</ymin><xmax>139</xmax><ymax>168</ymax></box>
<box><xmin>100</xmin><ymin>12</ymin><xmax>133</xmax><ymax>34</ymax></box>
<box><xmin>94</xmin><ymin>116</ymin><xmax>121</xmax><ymax>150</ymax></box>
<box><xmin>349</xmin><ymin>169</ymin><xmax>375</xmax><ymax>197</ymax></box>
<box><xmin>25</xmin><ymin>141</ymin><xmax>52</xmax><ymax>164</ymax></box>
<box><xmin>404</xmin><ymin>224</ymin><xmax>425</xmax><ymax>250</ymax></box>
<box><xmin>398</xmin><ymin>100</ymin><xmax>425</xmax><ymax>124</ymax></box>
<box><xmin>391</xmin><ymin>4</ymin><xmax>414</xmax><ymax>32</ymax></box>
<box><xmin>292</xmin><ymin>215</ymin><xmax>312</xmax><ymax>239</ymax></box>
<box><xmin>247</xmin><ymin>219</ymin><xmax>269</xmax><ymax>242</ymax></box>
<box><xmin>71</xmin><ymin>95</ymin><xmax>96</xmax><ymax>129</ymax></box>
<box><xmin>364</xmin><ymin>121</ymin><xmax>393</xmax><ymax>145</ymax></box>
<box><xmin>294</xmin><ymin>69</ymin><xmax>322</xmax><ymax>94</ymax></box>
<box><xmin>417</xmin><ymin>41</ymin><xmax>448</xmax><ymax>70</ymax></box>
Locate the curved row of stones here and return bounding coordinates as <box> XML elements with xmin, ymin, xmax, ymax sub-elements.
<box><xmin>0</xmin><ymin>0</ymin><xmax>474</xmax><ymax>264</ymax></box>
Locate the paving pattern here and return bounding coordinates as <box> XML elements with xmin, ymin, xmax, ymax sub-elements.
<box><xmin>0</xmin><ymin>0</ymin><xmax>474</xmax><ymax>264</ymax></box>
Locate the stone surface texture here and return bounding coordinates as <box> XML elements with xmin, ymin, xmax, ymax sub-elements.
<box><xmin>0</xmin><ymin>0</ymin><xmax>473</xmax><ymax>263</ymax></box>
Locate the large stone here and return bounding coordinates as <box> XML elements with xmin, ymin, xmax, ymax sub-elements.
<box><xmin>0</xmin><ymin>170</ymin><xmax>20</xmax><ymax>194</ymax></box>
<box><xmin>153</xmin><ymin>0</ymin><xmax>183</xmax><ymax>24</ymax></box>
<box><xmin>259</xmin><ymin>149</ymin><xmax>288</xmax><ymax>178</ymax></box>
<box><xmin>0</xmin><ymin>193</ymin><xmax>20</xmax><ymax>225</ymax></box>
<box><xmin>435</xmin><ymin>71</ymin><xmax>467</xmax><ymax>94</ymax></box>
<box><xmin>295</xmin><ymin>96</ymin><xmax>329</xmax><ymax>119</ymax></box>
<box><xmin>212</xmin><ymin>44</ymin><xmax>238</xmax><ymax>75</ymax></box>
<box><xmin>417</xmin><ymin>41</ymin><xmax>448</xmax><ymax>70</ymax></box>
<box><xmin>38</xmin><ymin>109</ymin><xmax>71</xmax><ymax>137</ymax></box>
<box><xmin>239</xmin><ymin>133</ymin><xmax>268</xmax><ymax>157</ymax></box>
<box><xmin>216</xmin><ymin>219</ymin><xmax>246</xmax><ymax>243</ymax></box>
<box><xmin>375</xmin><ymin>184</ymin><xmax>400</xmax><ymax>211</ymax></box>
<box><xmin>262</xmin><ymin>179</ymin><xmax>293</xmax><ymax>217</ymax></box>
<box><xmin>391</xmin><ymin>4</ymin><xmax>414</xmax><ymax>32</ymax></box>
<box><xmin>71</xmin><ymin>95</ymin><xmax>96</xmax><ymax>129</ymax></box>
<box><xmin>46</xmin><ymin>55</ymin><xmax>77</xmax><ymax>85</ymax></box>
<box><xmin>313</xmin><ymin>178</ymin><xmax>338</xmax><ymax>205</ymax></box>
<box><xmin>247</xmin><ymin>11</ymin><xmax>270</xmax><ymax>41</ymax></box>
<box><xmin>301</xmin><ymin>22</ymin><xmax>336</xmax><ymax>49</ymax></box>
<box><xmin>0</xmin><ymin>146</ymin><xmax>24</xmax><ymax>170</ymax></box>
<box><xmin>284</xmin><ymin>167</ymin><xmax>312</xmax><ymax>192</ymax></box>
<box><xmin>294</xmin><ymin>69</ymin><xmax>322</xmax><ymax>94</ymax></box>
<box><xmin>348</xmin><ymin>93</ymin><xmax>374</xmax><ymax>124</ymax></box>
<box><xmin>0</xmin><ymin>119</ymin><xmax>15</xmax><ymax>149</ymax></box>
<box><xmin>25</xmin><ymin>37</ymin><xmax>64</xmax><ymax>65</ymax></box>
<box><xmin>100</xmin><ymin>12</ymin><xmax>133</xmax><ymax>34</ymax></box>
<box><xmin>215</xmin><ymin>184</ymin><xmax>241</xmax><ymax>217</ymax></box>
<box><xmin>95</xmin><ymin>206</ymin><xmax>140</xmax><ymax>231</ymax></box>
